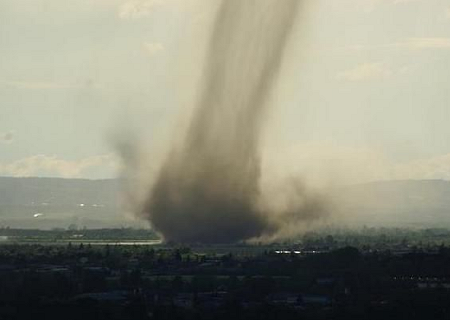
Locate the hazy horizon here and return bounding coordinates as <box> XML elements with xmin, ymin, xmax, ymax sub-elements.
<box><xmin>1</xmin><ymin>0</ymin><xmax>450</xmax><ymax>185</ymax></box>
<box><xmin>1</xmin><ymin>3</ymin><xmax>450</xmax><ymax>316</ymax></box>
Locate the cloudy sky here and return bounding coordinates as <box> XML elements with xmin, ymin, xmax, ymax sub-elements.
<box><xmin>1</xmin><ymin>0</ymin><xmax>450</xmax><ymax>182</ymax></box>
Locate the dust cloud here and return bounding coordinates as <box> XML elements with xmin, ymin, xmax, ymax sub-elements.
<box><xmin>135</xmin><ymin>0</ymin><xmax>328</xmax><ymax>243</ymax></box>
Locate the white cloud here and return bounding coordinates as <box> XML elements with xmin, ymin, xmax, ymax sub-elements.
<box><xmin>393</xmin><ymin>154</ymin><xmax>450</xmax><ymax>181</ymax></box>
<box><xmin>0</xmin><ymin>154</ymin><xmax>118</xmax><ymax>178</ymax></box>
<box><xmin>264</xmin><ymin>142</ymin><xmax>450</xmax><ymax>186</ymax></box>
<box><xmin>263</xmin><ymin>142</ymin><xmax>391</xmax><ymax>187</ymax></box>
<box><xmin>142</xmin><ymin>42</ymin><xmax>164</xmax><ymax>56</ymax></box>
<box><xmin>398</xmin><ymin>37</ymin><xmax>450</xmax><ymax>49</ymax></box>
<box><xmin>337</xmin><ymin>62</ymin><xmax>393</xmax><ymax>81</ymax></box>
<box><xmin>0</xmin><ymin>132</ymin><xmax>14</xmax><ymax>144</ymax></box>
<box><xmin>118</xmin><ymin>0</ymin><xmax>165</xmax><ymax>19</ymax></box>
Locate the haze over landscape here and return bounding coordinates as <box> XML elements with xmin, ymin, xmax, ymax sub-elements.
<box><xmin>3</xmin><ymin>2</ymin><xmax>450</xmax><ymax>319</ymax></box>
<box><xmin>3</xmin><ymin>177</ymin><xmax>450</xmax><ymax>232</ymax></box>
<box><xmin>1</xmin><ymin>0</ymin><xmax>450</xmax><ymax>238</ymax></box>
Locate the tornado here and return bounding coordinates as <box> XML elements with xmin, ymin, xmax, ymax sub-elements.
<box><xmin>143</xmin><ymin>0</ymin><xmax>301</xmax><ymax>243</ymax></box>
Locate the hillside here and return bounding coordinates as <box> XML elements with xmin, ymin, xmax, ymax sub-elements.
<box><xmin>1</xmin><ymin>177</ymin><xmax>450</xmax><ymax>229</ymax></box>
<box><xmin>0</xmin><ymin>177</ymin><xmax>141</xmax><ymax>229</ymax></box>
<box><xmin>334</xmin><ymin>180</ymin><xmax>450</xmax><ymax>228</ymax></box>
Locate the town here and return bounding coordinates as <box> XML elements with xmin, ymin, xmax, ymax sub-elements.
<box><xmin>1</xmin><ymin>227</ymin><xmax>450</xmax><ymax>319</ymax></box>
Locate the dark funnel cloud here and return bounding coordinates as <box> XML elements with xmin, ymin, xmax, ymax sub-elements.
<box><xmin>143</xmin><ymin>0</ymin><xmax>301</xmax><ymax>244</ymax></box>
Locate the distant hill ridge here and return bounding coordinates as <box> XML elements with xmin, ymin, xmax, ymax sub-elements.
<box><xmin>1</xmin><ymin>176</ymin><xmax>450</xmax><ymax>229</ymax></box>
<box><xmin>333</xmin><ymin>179</ymin><xmax>450</xmax><ymax>228</ymax></box>
<box><xmin>0</xmin><ymin>176</ymin><xmax>141</xmax><ymax>229</ymax></box>
<box><xmin>0</xmin><ymin>176</ymin><xmax>119</xmax><ymax>206</ymax></box>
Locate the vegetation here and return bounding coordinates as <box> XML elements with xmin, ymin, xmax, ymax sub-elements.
<box><xmin>1</xmin><ymin>229</ymin><xmax>450</xmax><ymax>319</ymax></box>
<box><xmin>0</xmin><ymin>227</ymin><xmax>159</xmax><ymax>243</ymax></box>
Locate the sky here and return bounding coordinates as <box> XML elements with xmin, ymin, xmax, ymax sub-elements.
<box><xmin>1</xmin><ymin>0</ymin><xmax>450</xmax><ymax>183</ymax></box>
